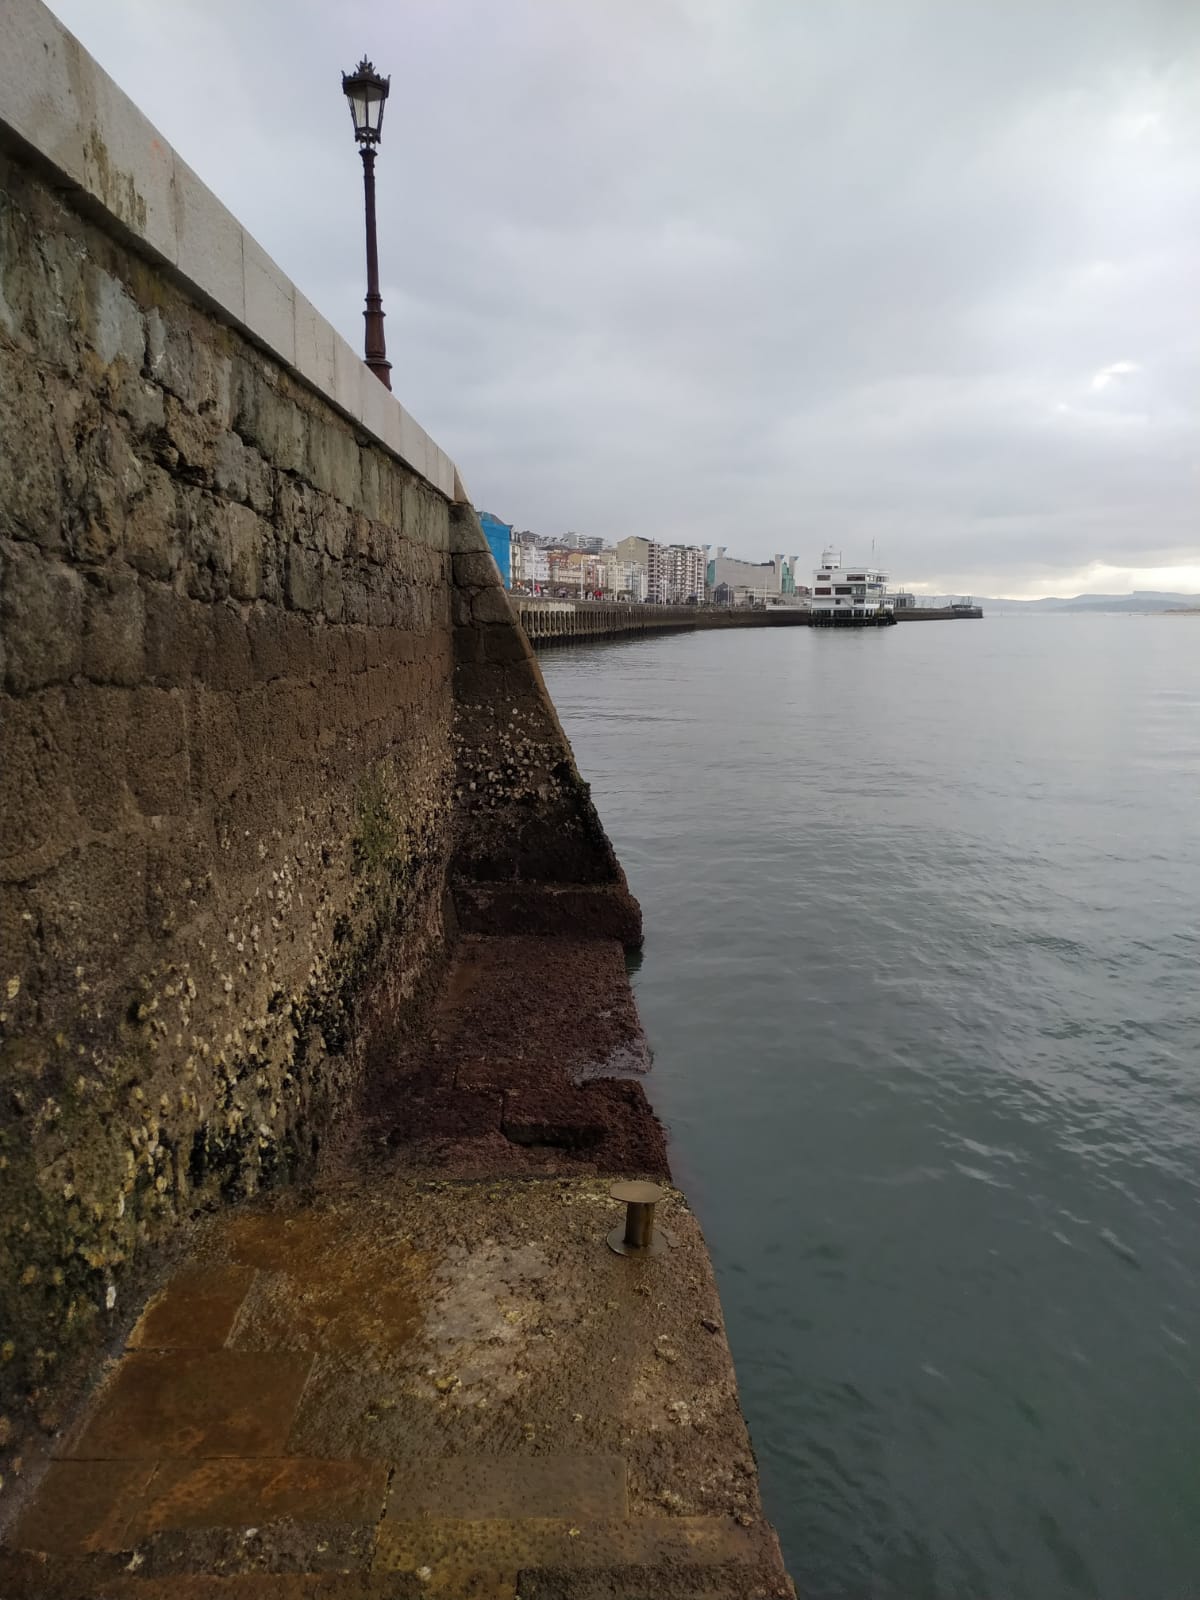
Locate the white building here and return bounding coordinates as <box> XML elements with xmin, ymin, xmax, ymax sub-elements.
<box><xmin>512</xmin><ymin>538</ymin><xmax>550</xmax><ymax>592</ymax></box>
<box><xmin>810</xmin><ymin>548</ymin><xmax>894</xmax><ymax>625</ymax></box>
<box><xmin>600</xmin><ymin>557</ymin><xmax>648</xmax><ymax>601</ymax></box>
<box><xmin>662</xmin><ymin>544</ymin><xmax>707</xmax><ymax>603</ymax></box>
<box><xmin>613</xmin><ymin>537</ymin><xmax>706</xmax><ymax>603</ymax></box>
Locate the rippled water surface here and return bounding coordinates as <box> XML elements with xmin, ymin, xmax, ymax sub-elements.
<box><xmin>541</xmin><ymin>617</ymin><xmax>1200</xmax><ymax>1600</ymax></box>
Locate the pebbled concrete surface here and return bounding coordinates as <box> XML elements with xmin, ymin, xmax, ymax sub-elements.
<box><xmin>0</xmin><ymin>937</ymin><xmax>793</xmax><ymax>1598</ymax></box>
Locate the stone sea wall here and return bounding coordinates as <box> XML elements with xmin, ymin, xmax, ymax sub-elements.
<box><xmin>0</xmin><ymin>99</ymin><xmax>624</xmax><ymax>1483</ymax></box>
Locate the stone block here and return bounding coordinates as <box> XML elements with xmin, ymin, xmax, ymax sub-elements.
<box><xmin>71</xmin><ymin>684</ymin><xmax>131</xmax><ymax>831</ymax></box>
<box><xmin>0</xmin><ymin>195</ymin><xmax>28</xmax><ymax>343</ymax></box>
<box><xmin>341</xmin><ymin>575</ymin><xmax>372</xmax><ymax>626</ymax></box>
<box><xmin>481</xmin><ymin>623</ymin><xmax>530</xmax><ymax>665</ymax></box>
<box><xmin>63</xmin><ymin>1349</ymin><xmax>313</xmax><ymax>1459</ymax></box>
<box><xmin>195</xmin><ymin>342</ymin><xmax>234</xmax><ymax>430</ymax></box>
<box><xmin>449</xmin><ymin>511</ymin><xmax>489</xmax><ymax>557</ymax></box>
<box><xmin>375</xmin><ymin>1514</ymin><xmax>756</xmax><ymax>1574</ymax></box>
<box><xmin>31</xmin><ymin>832</ymin><xmax>148</xmax><ymax>969</ymax></box>
<box><xmin>174</xmin><ymin>155</ymin><xmax>245</xmax><ymax>321</ymax></box>
<box><xmin>127</xmin><ymin>685</ymin><xmax>189</xmax><ymax>815</ymax></box>
<box><xmin>188</xmin><ymin>687</ymin><xmax>243</xmax><ymax>803</ymax></box>
<box><xmin>321</xmin><ymin>565</ymin><xmax>345</xmax><ymax>622</ymax></box>
<box><xmin>472</xmin><ymin>587</ymin><xmax>513</xmax><ymax>625</ymax></box>
<box><xmin>108</xmin><ymin>366</ymin><xmax>165</xmax><ymax>436</ymax></box>
<box><xmin>6</xmin><ymin>1460</ymin><xmax>158</xmax><ymax>1556</ymax></box>
<box><xmin>361</xmin><ymin>371</ymin><xmax>401</xmax><ymax>461</ymax></box>
<box><xmin>242</xmin><ymin>233</ymin><xmax>295</xmax><ymax>365</ymax></box>
<box><xmin>84</xmin><ymin>265</ymin><xmax>144</xmax><ymax>370</ymax></box>
<box><xmin>454</xmin><ymin>551</ymin><xmax>499</xmax><ymax>588</ymax></box>
<box><xmin>286</xmin><ymin>545</ymin><xmax>322</xmax><ymax>613</ymax></box>
<box><xmin>143</xmin><ymin>583</ymin><xmax>202</xmax><ymax>684</ymax></box>
<box><xmin>83</xmin><ymin>568</ymin><xmax>144</xmax><ymax>685</ymax></box>
<box><xmin>244</xmin><ymin>378</ymin><xmax>306</xmax><ymax>476</ymax></box>
<box><xmin>0</xmin><ymin>349</ymin><xmax>63</xmax><ymax>551</ymax></box>
<box><xmin>145</xmin><ymin>309</ymin><xmax>196</xmax><ymax>406</ymax></box>
<box><xmin>368</xmin><ymin>520</ymin><xmax>401</xmax><ymax>569</ymax></box>
<box><xmin>360</xmin><ymin>448</ymin><xmax>382</xmax><ymax>521</ymax></box>
<box><xmin>163</xmin><ymin>392</ymin><xmax>213</xmax><ymax>481</ymax></box>
<box><xmin>398</xmin><ymin>408</ymin><xmax>431</xmax><ymax>483</ymax></box>
<box><xmin>1</xmin><ymin>543</ymin><xmax>83</xmax><ymax>691</ymax></box>
<box><xmin>176</xmin><ymin>485</ymin><xmax>231</xmax><ymax>601</ymax></box>
<box><xmin>428</xmin><ymin>503</ymin><xmax>451</xmax><ymax>552</ymax></box>
<box><xmin>0</xmin><ymin>689</ymin><xmax>77</xmax><ymax>862</ymax></box>
<box><xmin>134</xmin><ymin>1456</ymin><xmax>388</xmax><ymax>1536</ymax></box>
<box><xmin>386</xmin><ymin>1456</ymin><xmax>626</xmax><ymax>1521</ymax></box>
<box><xmin>22</xmin><ymin>222</ymin><xmax>88</xmax><ymax>374</ymax></box>
<box><xmin>294</xmin><ymin>291</ymin><xmax>336</xmax><ymax>399</ymax></box>
<box><xmin>202</xmin><ymin>601</ymin><xmax>254</xmax><ymax>693</ymax></box>
<box><xmin>453</xmin><ymin>627</ymin><xmax>483</xmax><ymax>666</ymax></box>
<box><xmin>228</xmin><ymin>502</ymin><xmax>265</xmax><ymax>600</ymax></box>
<box><xmin>317</xmin><ymin>501</ymin><xmax>352</xmax><ymax>563</ymax></box>
<box><xmin>88</xmin><ymin>52</ymin><xmax>180</xmax><ymax>263</ymax></box>
<box><xmin>244</xmin><ymin>446</ymin><xmax>274</xmax><ymax>516</ymax></box>
<box><xmin>124</xmin><ymin>466</ymin><xmax>181</xmax><ymax>581</ymax></box>
<box><xmin>66</xmin><ymin>421</ymin><xmax>136</xmax><ymax>565</ymax></box>
<box><xmin>128</xmin><ymin>1265</ymin><xmax>255</xmax><ymax>1351</ymax></box>
<box><xmin>332</xmin><ymin>332</ymin><xmax>366</xmax><ymax>424</ymax></box>
<box><xmin>430</xmin><ymin>446</ymin><xmax>457</xmax><ymax>500</ymax></box>
<box><xmin>213</xmin><ymin>429</ymin><xmax>248</xmax><ymax>501</ymax></box>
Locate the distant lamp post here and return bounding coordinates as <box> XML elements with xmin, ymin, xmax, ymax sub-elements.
<box><xmin>341</xmin><ymin>56</ymin><xmax>392</xmax><ymax>390</ymax></box>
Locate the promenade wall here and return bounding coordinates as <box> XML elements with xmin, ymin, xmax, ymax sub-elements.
<box><xmin>0</xmin><ymin>0</ymin><xmax>631</xmax><ymax>1477</ymax></box>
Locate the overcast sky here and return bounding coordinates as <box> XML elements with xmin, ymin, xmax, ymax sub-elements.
<box><xmin>49</xmin><ymin>0</ymin><xmax>1200</xmax><ymax>596</ymax></box>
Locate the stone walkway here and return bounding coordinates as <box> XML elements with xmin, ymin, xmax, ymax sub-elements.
<box><xmin>0</xmin><ymin>937</ymin><xmax>793</xmax><ymax>1598</ymax></box>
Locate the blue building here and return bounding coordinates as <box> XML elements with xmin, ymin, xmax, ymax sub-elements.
<box><xmin>478</xmin><ymin>512</ymin><xmax>513</xmax><ymax>590</ymax></box>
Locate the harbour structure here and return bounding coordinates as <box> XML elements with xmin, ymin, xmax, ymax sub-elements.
<box><xmin>810</xmin><ymin>548</ymin><xmax>896</xmax><ymax>626</ymax></box>
<box><xmin>0</xmin><ymin>7</ymin><xmax>794</xmax><ymax>1593</ymax></box>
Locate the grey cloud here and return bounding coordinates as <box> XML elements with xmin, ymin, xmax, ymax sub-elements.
<box><xmin>48</xmin><ymin>0</ymin><xmax>1200</xmax><ymax>594</ymax></box>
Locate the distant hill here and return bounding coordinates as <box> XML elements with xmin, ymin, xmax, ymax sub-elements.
<box><xmin>927</xmin><ymin>591</ymin><xmax>1200</xmax><ymax>615</ymax></box>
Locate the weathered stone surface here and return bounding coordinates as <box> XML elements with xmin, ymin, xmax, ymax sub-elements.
<box><xmin>83</xmin><ymin>569</ymin><xmax>145</xmax><ymax>685</ymax></box>
<box><xmin>0</xmin><ymin>133</ymin><xmax>633</xmax><ymax>1520</ymax></box>
<box><xmin>471</xmin><ymin>586</ymin><xmax>513</xmax><ymax>626</ymax></box>
<box><xmin>0</xmin><ymin>1183</ymin><xmax>789</xmax><ymax>1596</ymax></box>
<box><xmin>1</xmin><ymin>542</ymin><xmax>84</xmax><ymax>691</ymax></box>
<box><xmin>453</xmin><ymin>550</ymin><xmax>499</xmax><ymax>588</ymax></box>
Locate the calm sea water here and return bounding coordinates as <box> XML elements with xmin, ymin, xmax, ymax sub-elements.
<box><xmin>541</xmin><ymin>616</ymin><xmax>1200</xmax><ymax>1600</ymax></box>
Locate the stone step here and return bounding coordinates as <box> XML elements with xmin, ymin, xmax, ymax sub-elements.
<box><xmin>387</xmin><ymin>1454</ymin><xmax>627</xmax><ymax>1520</ymax></box>
<box><xmin>519</xmin><ymin>1571</ymin><xmax>795</xmax><ymax>1600</ymax></box>
<box><xmin>374</xmin><ymin>1514</ymin><xmax>763</xmax><ymax>1574</ymax></box>
<box><xmin>0</xmin><ymin>1560</ymin><xmax>442</xmax><ymax>1600</ymax></box>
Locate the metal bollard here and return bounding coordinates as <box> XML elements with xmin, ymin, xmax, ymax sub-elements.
<box><xmin>607</xmin><ymin>1180</ymin><xmax>668</xmax><ymax>1257</ymax></box>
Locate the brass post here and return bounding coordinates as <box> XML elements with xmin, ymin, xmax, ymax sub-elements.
<box><xmin>607</xmin><ymin>1180</ymin><xmax>668</xmax><ymax>1257</ymax></box>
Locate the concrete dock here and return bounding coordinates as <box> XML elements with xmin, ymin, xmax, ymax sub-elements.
<box><xmin>514</xmin><ymin>599</ymin><xmax>810</xmax><ymax>648</ymax></box>
<box><xmin>0</xmin><ymin>938</ymin><xmax>793</xmax><ymax>1600</ymax></box>
<box><xmin>514</xmin><ymin>598</ymin><xmax>982</xmax><ymax>646</ymax></box>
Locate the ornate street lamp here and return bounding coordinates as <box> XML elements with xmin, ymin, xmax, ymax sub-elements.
<box><xmin>341</xmin><ymin>57</ymin><xmax>392</xmax><ymax>390</ymax></box>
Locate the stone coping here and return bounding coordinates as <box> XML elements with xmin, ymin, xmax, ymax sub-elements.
<box><xmin>0</xmin><ymin>0</ymin><xmax>463</xmax><ymax>503</ymax></box>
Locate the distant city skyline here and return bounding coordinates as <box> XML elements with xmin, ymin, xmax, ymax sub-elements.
<box><xmin>47</xmin><ymin>0</ymin><xmax>1200</xmax><ymax>600</ymax></box>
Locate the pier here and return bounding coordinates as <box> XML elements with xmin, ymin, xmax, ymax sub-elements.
<box><xmin>895</xmin><ymin>604</ymin><xmax>984</xmax><ymax>621</ymax></box>
<box><xmin>515</xmin><ymin>597</ymin><xmax>807</xmax><ymax>647</ymax></box>
<box><xmin>514</xmin><ymin>597</ymin><xmax>982</xmax><ymax>646</ymax></box>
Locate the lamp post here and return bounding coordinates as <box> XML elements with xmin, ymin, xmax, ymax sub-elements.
<box><xmin>341</xmin><ymin>57</ymin><xmax>392</xmax><ymax>390</ymax></box>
